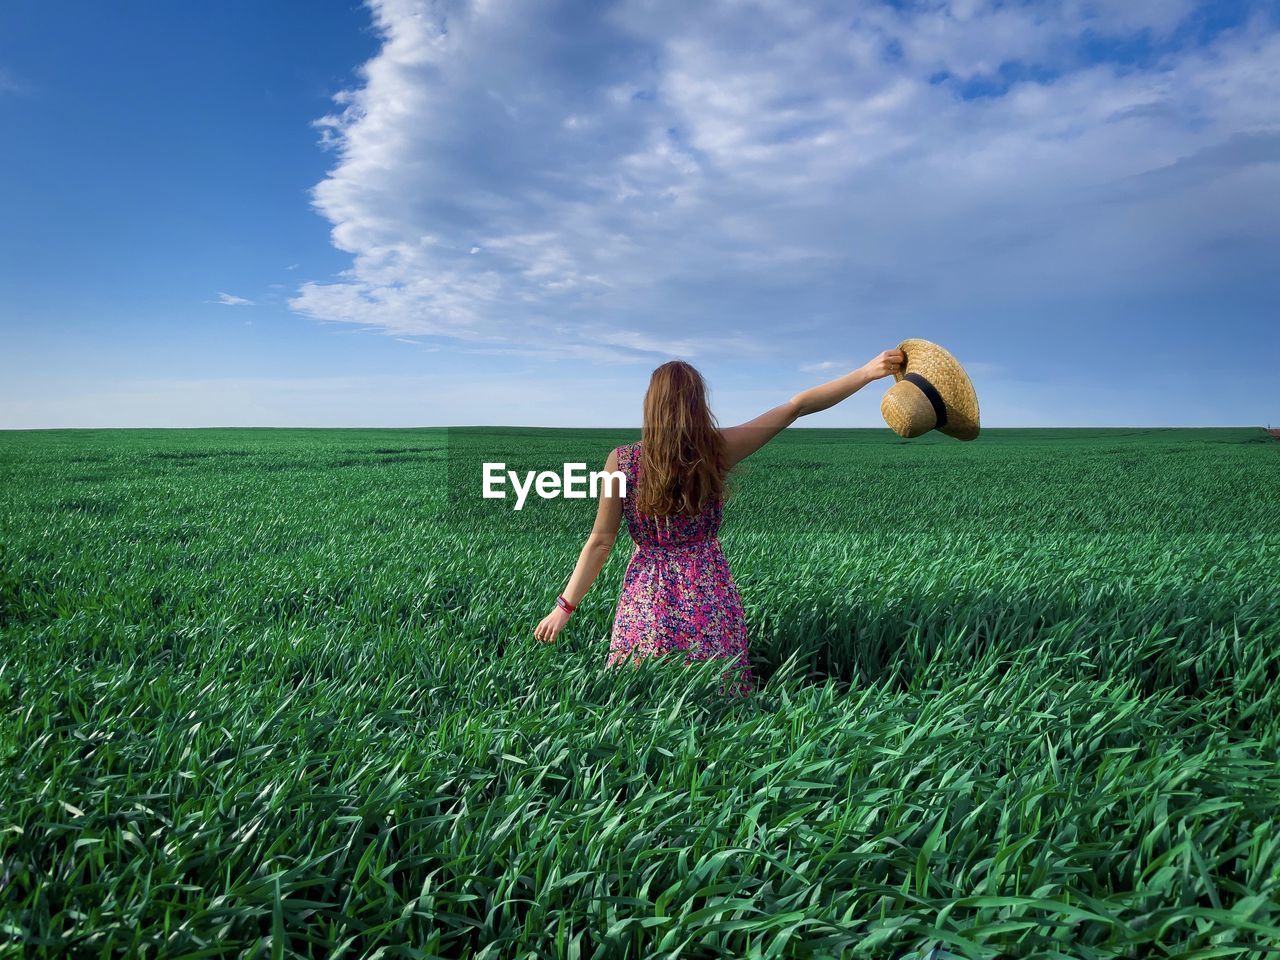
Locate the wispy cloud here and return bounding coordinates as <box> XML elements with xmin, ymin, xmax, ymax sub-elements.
<box><xmin>394</xmin><ymin>337</ymin><xmax>441</xmax><ymax>350</ymax></box>
<box><xmin>291</xmin><ymin>0</ymin><xmax>1280</xmax><ymax>370</ymax></box>
<box><xmin>215</xmin><ymin>292</ymin><xmax>254</xmax><ymax>306</ymax></box>
<box><xmin>0</xmin><ymin>67</ymin><xmax>31</xmax><ymax>96</ymax></box>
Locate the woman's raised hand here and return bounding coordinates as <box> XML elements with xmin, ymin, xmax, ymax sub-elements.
<box><xmin>862</xmin><ymin>349</ymin><xmax>905</xmax><ymax>380</ymax></box>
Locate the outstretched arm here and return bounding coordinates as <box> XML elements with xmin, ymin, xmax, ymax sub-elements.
<box><xmin>720</xmin><ymin>349</ymin><xmax>904</xmax><ymax>468</ymax></box>
<box><xmin>533</xmin><ymin>447</ymin><xmax>625</xmax><ymax>644</ymax></box>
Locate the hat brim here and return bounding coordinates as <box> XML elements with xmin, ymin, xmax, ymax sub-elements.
<box><xmin>892</xmin><ymin>338</ymin><xmax>980</xmax><ymax>440</ymax></box>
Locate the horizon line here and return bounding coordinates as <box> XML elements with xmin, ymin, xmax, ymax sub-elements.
<box><xmin>0</xmin><ymin>424</ymin><xmax>1272</xmax><ymax>433</ymax></box>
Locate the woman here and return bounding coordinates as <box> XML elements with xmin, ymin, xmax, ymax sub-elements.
<box><xmin>533</xmin><ymin>349</ymin><xmax>906</xmax><ymax>696</ymax></box>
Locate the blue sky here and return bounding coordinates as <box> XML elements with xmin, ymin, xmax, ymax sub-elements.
<box><xmin>2</xmin><ymin>0</ymin><xmax>1278</xmax><ymax>429</ymax></box>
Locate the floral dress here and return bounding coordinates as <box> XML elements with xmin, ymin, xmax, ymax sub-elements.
<box><xmin>606</xmin><ymin>441</ymin><xmax>756</xmax><ymax>697</ymax></box>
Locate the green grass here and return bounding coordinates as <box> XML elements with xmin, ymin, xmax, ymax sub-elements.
<box><xmin>1</xmin><ymin>426</ymin><xmax>1278</xmax><ymax>958</ymax></box>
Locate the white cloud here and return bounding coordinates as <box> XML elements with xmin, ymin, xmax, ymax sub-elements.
<box><xmin>291</xmin><ymin>0</ymin><xmax>1280</xmax><ymax>374</ymax></box>
<box><xmin>215</xmin><ymin>292</ymin><xmax>254</xmax><ymax>306</ymax></box>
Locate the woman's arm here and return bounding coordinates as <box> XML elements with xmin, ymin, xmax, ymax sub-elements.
<box><xmin>720</xmin><ymin>349</ymin><xmax>904</xmax><ymax>468</ymax></box>
<box><xmin>533</xmin><ymin>447</ymin><xmax>625</xmax><ymax>644</ymax></box>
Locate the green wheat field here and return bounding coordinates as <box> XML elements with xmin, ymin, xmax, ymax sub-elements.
<box><xmin>2</xmin><ymin>426</ymin><xmax>1278</xmax><ymax>959</ymax></box>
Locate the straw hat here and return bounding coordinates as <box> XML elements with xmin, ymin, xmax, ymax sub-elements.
<box><xmin>880</xmin><ymin>338</ymin><xmax>980</xmax><ymax>441</ymax></box>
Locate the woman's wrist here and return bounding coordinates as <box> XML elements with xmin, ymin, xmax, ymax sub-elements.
<box><xmin>555</xmin><ymin>594</ymin><xmax>576</xmax><ymax>615</ymax></box>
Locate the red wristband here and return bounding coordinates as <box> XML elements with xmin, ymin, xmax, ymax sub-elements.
<box><xmin>556</xmin><ymin>594</ymin><xmax>576</xmax><ymax>614</ymax></box>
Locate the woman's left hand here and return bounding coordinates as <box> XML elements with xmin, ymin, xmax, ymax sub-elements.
<box><xmin>534</xmin><ymin>607</ymin><xmax>571</xmax><ymax>644</ymax></box>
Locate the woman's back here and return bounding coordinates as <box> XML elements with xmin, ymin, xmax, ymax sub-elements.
<box><xmin>615</xmin><ymin>441</ymin><xmax>723</xmax><ymax>551</ymax></box>
<box><xmin>608</xmin><ymin>439</ymin><xmax>753</xmax><ymax>697</ymax></box>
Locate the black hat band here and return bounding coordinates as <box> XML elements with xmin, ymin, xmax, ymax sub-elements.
<box><xmin>903</xmin><ymin>372</ymin><xmax>948</xmax><ymax>429</ymax></box>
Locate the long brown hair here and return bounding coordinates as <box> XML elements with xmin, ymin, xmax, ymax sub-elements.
<box><xmin>635</xmin><ymin>360</ymin><xmax>728</xmax><ymax>517</ymax></box>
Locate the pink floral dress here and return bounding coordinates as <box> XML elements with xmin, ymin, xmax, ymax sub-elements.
<box><xmin>606</xmin><ymin>441</ymin><xmax>756</xmax><ymax>697</ymax></box>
